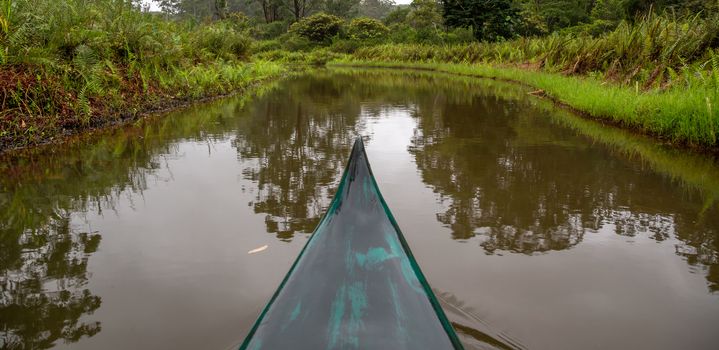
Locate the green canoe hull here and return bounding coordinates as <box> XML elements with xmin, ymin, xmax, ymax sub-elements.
<box><xmin>240</xmin><ymin>137</ymin><xmax>463</xmax><ymax>350</ymax></box>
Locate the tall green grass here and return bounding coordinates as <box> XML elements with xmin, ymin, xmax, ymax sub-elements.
<box><xmin>337</xmin><ymin>11</ymin><xmax>719</xmax><ymax>148</ymax></box>
<box><xmin>353</xmin><ymin>12</ymin><xmax>719</xmax><ymax>87</ymax></box>
<box><xmin>3</xmin><ymin>2</ymin><xmax>719</xmax><ymax>150</ymax></box>
<box><xmin>0</xmin><ymin>0</ymin><xmax>282</xmax><ymax>151</ymax></box>
<box><xmin>332</xmin><ymin>60</ymin><xmax>719</xmax><ymax>147</ymax></box>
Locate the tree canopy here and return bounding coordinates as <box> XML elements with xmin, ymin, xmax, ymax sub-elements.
<box><xmin>154</xmin><ymin>0</ymin><xmax>719</xmax><ymax>40</ymax></box>
<box><xmin>442</xmin><ymin>0</ymin><xmax>520</xmax><ymax>41</ymax></box>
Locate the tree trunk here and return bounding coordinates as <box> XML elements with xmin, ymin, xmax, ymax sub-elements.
<box><xmin>215</xmin><ymin>0</ymin><xmax>227</xmax><ymax>19</ymax></box>
<box><xmin>294</xmin><ymin>0</ymin><xmax>302</xmax><ymax>21</ymax></box>
<box><xmin>262</xmin><ymin>0</ymin><xmax>271</xmax><ymax>22</ymax></box>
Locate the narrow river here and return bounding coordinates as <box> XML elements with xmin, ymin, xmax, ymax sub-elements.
<box><xmin>2</xmin><ymin>69</ymin><xmax>718</xmax><ymax>350</ymax></box>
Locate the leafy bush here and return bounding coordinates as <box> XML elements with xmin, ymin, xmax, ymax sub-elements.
<box><xmin>414</xmin><ymin>27</ymin><xmax>443</xmax><ymax>44</ymax></box>
<box><xmin>441</xmin><ymin>28</ymin><xmax>476</xmax><ymax>44</ymax></box>
<box><xmin>384</xmin><ymin>7</ymin><xmax>410</xmax><ymax>26</ymax></box>
<box><xmin>289</xmin><ymin>12</ymin><xmax>344</xmax><ymax>42</ymax></box>
<box><xmin>193</xmin><ymin>23</ymin><xmax>252</xmax><ymax>59</ymax></box>
<box><xmin>279</xmin><ymin>33</ymin><xmax>315</xmax><ymax>51</ymax></box>
<box><xmin>226</xmin><ymin>12</ymin><xmax>253</xmax><ymax>32</ymax></box>
<box><xmin>347</xmin><ymin>17</ymin><xmax>389</xmax><ymax>40</ymax></box>
<box><xmin>306</xmin><ymin>48</ymin><xmax>342</xmax><ymax>65</ymax></box>
<box><xmin>560</xmin><ymin>19</ymin><xmax>618</xmax><ymax>37</ymax></box>
<box><xmin>253</xmin><ymin>39</ymin><xmax>282</xmax><ymax>53</ymax></box>
<box><xmin>253</xmin><ymin>49</ymin><xmax>308</xmax><ymax>63</ymax></box>
<box><xmin>387</xmin><ymin>24</ymin><xmax>417</xmax><ymax>44</ymax></box>
<box><xmin>330</xmin><ymin>38</ymin><xmax>364</xmax><ymax>54</ymax></box>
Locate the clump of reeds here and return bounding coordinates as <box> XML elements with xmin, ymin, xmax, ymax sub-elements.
<box><xmin>353</xmin><ymin>11</ymin><xmax>719</xmax><ymax>89</ymax></box>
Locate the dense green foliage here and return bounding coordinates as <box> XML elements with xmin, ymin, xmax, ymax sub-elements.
<box><xmin>335</xmin><ymin>9</ymin><xmax>719</xmax><ymax>147</ymax></box>
<box><xmin>326</xmin><ymin>0</ymin><xmax>361</xmax><ymax>18</ymax></box>
<box><xmin>2</xmin><ymin>0</ymin><xmax>719</xmax><ymax>150</ymax></box>
<box><xmin>405</xmin><ymin>0</ymin><xmax>444</xmax><ymax>41</ymax></box>
<box><xmin>516</xmin><ymin>0</ymin><xmax>719</xmax><ymax>36</ymax></box>
<box><xmin>352</xmin><ymin>11</ymin><xmax>719</xmax><ymax>87</ymax></box>
<box><xmin>442</xmin><ymin>0</ymin><xmax>520</xmax><ymax>41</ymax></box>
<box><xmin>289</xmin><ymin>12</ymin><xmax>343</xmax><ymax>41</ymax></box>
<box><xmin>154</xmin><ymin>0</ymin><xmax>718</xmax><ymax>33</ymax></box>
<box><xmin>0</xmin><ymin>0</ymin><xmax>284</xmax><ymax>150</ymax></box>
<box><xmin>334</xmin><ymin>59</ymin><xmax>719</xmax><ymax>146</ymax></box>
<box><xmin>347</xmin><ymin>17</ymin><xmax>389</xmax><ymax>40</ymax></box>
<box><xmin>160</xmin><ymin>0</ymin><xmax>395</xmax><ymax>23</ymax></box>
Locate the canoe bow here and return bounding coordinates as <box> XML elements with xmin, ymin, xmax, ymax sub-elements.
<box><xmin>240</xmin><ymin>137</ymin><xmax>463</xmax><ymax>350</ymax></box>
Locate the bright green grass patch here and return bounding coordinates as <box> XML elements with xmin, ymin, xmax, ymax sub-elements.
<box><xmin>331</xmin><ymin>59</ymin><xmax>719</xmax><ymax>148</ymax></box>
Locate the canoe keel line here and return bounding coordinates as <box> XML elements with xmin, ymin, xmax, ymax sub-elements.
<box><xmin>240</xmin><ymin>137</ymin><xmax>464</xmax><ymax>350</ymax></box>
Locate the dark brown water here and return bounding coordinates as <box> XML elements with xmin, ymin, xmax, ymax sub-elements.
<box><xmin>1</xmin><ymin>69</ymin><xmax>718</xmax><ymax>350</ymax></box>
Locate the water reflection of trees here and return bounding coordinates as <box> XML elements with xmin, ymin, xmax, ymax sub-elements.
<box><xmin>0</xmin><ymin>132</ymin><xmax>167</xmax><ymax>348</ymax></box>
<box><xmin>0</xmin><ymin>114</ymin><xmax>186</xmax><ymax>349</ymax></box>
<box><xmin>228</xmin><ymin>70</ymin><xmax>528</xmax><ymax>241</ymax></box>
<box><xmin>224</xmin><ymin>69</ymin><xmax>717</xmax><ymax>292</ymax></box>
<box><xmin>2</xmin><ymin>69</ymin><xmax>717</xmax><ymax>349</ymax></box>
<box><xmin>232</xmin><ymin>74</ymin><xmax>364</xmax><ymax>240</ymax></box>
<box><xmin>0</xmin><ymin>89</ymin><xmax>275</xmax><ymax>348</ymax></box>
<box><xmin>0</xmin><ymin>217</ymin><xmax>101</xmax><ymax>349</ymax></box>
<box><xmin>410</xmin><ymin>96</ymin><xmax>589</xmax><ymax>252</ymax></box>
<box><xmin>404</xmin><ymin>74</ymin><xmax>718</xmax><ymax>291</ymax></box>
<box><xmin>0</xmin><ymin>143</ymin><xmax>147</xmax><ymax>349</ymax></box>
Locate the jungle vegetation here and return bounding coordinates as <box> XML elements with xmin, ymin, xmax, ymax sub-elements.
<box><xmin>1</xmin><ymin>0</ymin><xmax>719</xmax><ymax>150</ymax></box>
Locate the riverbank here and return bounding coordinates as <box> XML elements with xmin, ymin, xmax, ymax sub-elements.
<box><xmin>330</xmin><ymin>59</ymin><xmax>719</xmax><ymax>151</ymax></box>
<box><xmin>0</xmin><ymin>0</ymin><xmax>288</xmax><ymax>153</ymax></box>
<box><xmin>321</xmin><ymin>12</ymin><xmax>719</xmax><ymax>150</ymax></box>
<box><xmin>0</xmin><ymin>61</ymin><xmax>286</xmax><ymax>153</ymax></box>
<box><xmin>3</xmin><ymin>1</ymin><xmax>718</xmax><ymax>153</ymax></box>
<box><xmin>5</xmin><ymin>57</ymin><xmax>716</xmax><ymax>154</ymax></box>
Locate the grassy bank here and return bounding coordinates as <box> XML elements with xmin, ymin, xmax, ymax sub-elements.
<box><xmin>293</xmin><ymin>10</ymin><xmax>719</xmax><ymax>149</ymax></box>
<box><xmin>2</xmin><ymin>0</ymin><xmax>719</xmax><ymax>152</ymax></box>
<box><xmin>326</xmin><ymin>66</ymin><xmax>719</xmax><ymax>210</ymax></box>
<box><xmin>0</xmin><ymin>0</ymin><xmax>286</xmax><ymax>152</ymax></box>
<box><xmin>329</xmin><ymin>59</ymin><xmax>719</xmax><ymax>149</ymax></box>
<box><xmin>326</xmin><ymin>11</ymin><xmax>719</xmax><ymax>149</ymax></box>
<box><xmin>0</xmin><ymin>59</ymin><xmax>285</xmax><ymax>151</ymax></box>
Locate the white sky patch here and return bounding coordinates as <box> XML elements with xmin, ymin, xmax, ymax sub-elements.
<box><xmin>143</xmin><ymin>0</ymin><xmax>160</xmax><ymax>11</ymax></box>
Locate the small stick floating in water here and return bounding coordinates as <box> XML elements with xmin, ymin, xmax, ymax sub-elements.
<box><xmin>248</xmin><ymin>245</ymin><xmax>268</xmax><ymax>254</ymax></box>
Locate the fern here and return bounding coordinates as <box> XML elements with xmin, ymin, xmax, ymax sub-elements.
<box><xmin>77</xmin><ymin>84</ymin><xmax>91</xmax><ymax>121</ymax></box>
<box><xmin>711</xmin><ymin>49</ymin><xmax>719</xmax><ymax>93</ymax></box>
